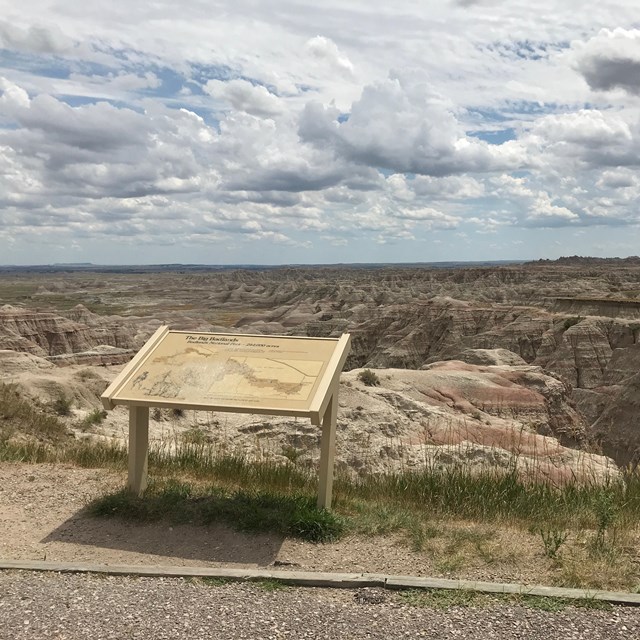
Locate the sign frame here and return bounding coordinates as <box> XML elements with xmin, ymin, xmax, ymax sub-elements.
<box><xmin>101</xmin><ymin>326</ymin><xmax>351</xmax><ymax>509</ymax></box>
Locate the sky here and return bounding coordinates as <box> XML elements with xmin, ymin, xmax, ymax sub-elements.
<box><xmin>0</xmin><ymin>1</ymin><xmax>639</xmax><ymax>265</ymax></box>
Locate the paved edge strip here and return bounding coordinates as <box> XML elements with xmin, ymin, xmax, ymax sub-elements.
<box><xmin>1</xmin><ymin>560</ymin><xmax>640</xmax><ymax>605</ymax></box>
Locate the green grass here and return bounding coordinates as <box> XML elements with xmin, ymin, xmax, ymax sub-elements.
<box><xmin>197</xmin><ymin>576</ymin><xmax>233</xmax><ymax>587</ymax></box>
<box><xmin>254</xmin><ymin>579</ymin><xmax>289</xmax><ymax>592</ymax></box>
<box><xmin>399</xmin><ymin>589</ymin><xmax>613</xmax><ymax>611</ymax></box>
<box><xmin>3</xmin><ymin>431</ymin><xmax>640</xmax><ymax>534</ymax></box>
<box><xmin>79</xmin><ymin>408</ymin><xmax>107</xmax><ymax>429</ymax></box>
<box><xmin>88</xmin><ymin>479</ymin><xmax>345</xmax><ymax>543</ymax></box>
<box><xmin>336</xmin><ymin>466</ymin><xmax>640</xmax><ymax>531</ymax></box>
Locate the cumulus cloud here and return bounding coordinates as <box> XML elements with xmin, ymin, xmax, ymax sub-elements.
<box><xmin>529</xmin><ymin>109</ymin><xmax>632</xmax><ymax>147</ymax></box>
<box><xmin>0</xmin><ymin>77</ymin><xmax>30</xmax><ymax>112</ymax></box>
<box><xmin>524</xmin><ymin>109</ymin><xmax>639</xmax><ymax>170</ymax></box>
<box><xmin>394</xmin><ymin>206</ymin><xmax>460</xmax><ymax>227</ymax></box>
<box><xmin>0</xmin><ymin>81</ymin><xmax>216</xmax><ymax>200</ymax></box>
<box><xmin>305</xmin><ymin>36</ymin><xmax>354</xmax><ymax>76</ymax></box>
<box><xmin>204</xmin><ymin>79</ymin><xmax>283</xmax><ymax>117</ymax></box>
<box><xmin>412</xmin><ymin>175</ymin><xmax>485</xmax><ymax>199</ymax></box>
<box><xmin>0</xmin><ymin>21</ymin><xmax>73</xmax><ymax>54</ymax></box>
<box><xmin>596</xmin><ymin>169</ymin><xmax>636</xmax><ymax>190</ymax></box>
<box><xmin>528</xmin><ymin>194</ymin><xmax>578</xmax><ymax>224</ymax></box>
<box><xmin>300</xmin><ymin>73</ymin><xmax>525</xmax><ymax>176</ymax></box>
<box><xmin>574</xmin><ymin>28</ymin><xmax>640</xmax><ymax>95</ymax></box>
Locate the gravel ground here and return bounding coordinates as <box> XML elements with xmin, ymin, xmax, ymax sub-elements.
<box><xmin>2</xmin><ymin>571</ymin><xmax>640</xmax><ymax>640</ymax></box>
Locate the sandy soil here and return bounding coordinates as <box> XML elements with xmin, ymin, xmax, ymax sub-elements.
<box><xmin>0</xmin><ymin>461</ymin><xmax>566</xmax><ymax>586</ymax></box>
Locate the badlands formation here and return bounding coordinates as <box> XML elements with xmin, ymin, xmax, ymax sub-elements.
<box><xmin>2</xmin><ymin>258</ymin><xmax>640</xmax><ymax>482</ymax></box>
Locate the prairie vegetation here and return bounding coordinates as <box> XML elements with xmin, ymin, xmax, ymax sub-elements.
<box><xmin>2</xmin><ymin>396</ymin><xmax>640</xmax><ymax>590</ymax></box>
<box><xmin>2</xmin><ymin>342</ymin><xmax>640</xmax><ymax>591</ymax></box>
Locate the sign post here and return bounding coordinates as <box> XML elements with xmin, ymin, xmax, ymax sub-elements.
<box><xmin>102</xmin><ymin>327</ymin><xmax>350</xmax><ymax>509</ymax></box>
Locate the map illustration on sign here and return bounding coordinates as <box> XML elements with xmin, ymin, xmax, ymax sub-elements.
<box><xmin>108</xmin><ymin>330</ymin><xmax>343</xmax><ymax>413</ymax></box>
<box><xmin>129</xmin><ymin>348</ymin><xmax>324</xmax><ymax>403</ymax></box>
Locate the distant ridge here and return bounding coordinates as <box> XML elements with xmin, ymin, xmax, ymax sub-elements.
<box><xmin>527</xmin><ymin>256</ymin><xmax>640</xmax><ymax>266</ymax></box>
<box><xmin>0</xmin><ymin>260</ymin><xmax>525</xmax><ymax>274</ymax></box>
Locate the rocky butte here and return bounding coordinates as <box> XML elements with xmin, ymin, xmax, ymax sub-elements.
<box><xmin>1</xmin><ymin>257</ymin><xmax>639</xmax><ymax>479</ymax></box>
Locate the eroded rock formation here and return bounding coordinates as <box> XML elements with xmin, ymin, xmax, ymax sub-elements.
<box><xmin>1</xmin><ymin>260</ymin><xmax>640</xmax><ymax>467</ymax></box>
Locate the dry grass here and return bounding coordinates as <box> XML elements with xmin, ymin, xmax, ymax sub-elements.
<box><xmin>1</xmin><ymin>387</ymin><xmax>639</xmax><ymax>589</ymax></box>
<box><xmin>0</xmin><ymin>383</ymin><xmax>69</xmax><ymax>443</ymax></box>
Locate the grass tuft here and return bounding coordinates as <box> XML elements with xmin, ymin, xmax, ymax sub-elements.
<box><xmin>79</xmin><ymin>408</ymin><xmax>107</xmax><ymax>430</ymax></box>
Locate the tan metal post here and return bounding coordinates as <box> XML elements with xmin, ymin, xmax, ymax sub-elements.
<box><xmin>128</xmin><ymin>405</ymin><xmax>149</xmax><ymax>496</ymax></box>
<box><xmin>317</xmin><ymin>388</ymin><xmax>338</xmax><ymax>510</ymax></box>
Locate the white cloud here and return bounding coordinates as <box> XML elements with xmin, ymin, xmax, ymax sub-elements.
<box><xmin>0</xmin><ymin>21</ymin><xmax>73</xmax><ymax>54</ymax></box>
<box><xmin>305</xmin><ymin>36</ymin><xmax>354</xmax><ymax>76</ymax></box>
<box><xmin>300</xmin><ymin>73</ymin><xmax>525</xmax><ymax>176</ymax></box>
<box><xmin>596</xmin><ymin>169</ymin><xmax>636</xmax><ymax>190</ymax></box>
<box><xmin>573</xmin><ymin>28</ymin><xmax>640</xmax><ymax>95</ymax></box>
<box><xmin>529</xmin><ymin>109</ymin><xmax>632</xmax><ymax>148</ymax></box>
<box><xmin>0</xmin><ymin>77</ymin><xmax>31</xmax><ymax>112</ymax></box>
<box><xmin>394</xmin><ymin>207</ymin><xmax>460</xmax><ymax>228</ymax></box>
<box><xmin>528</xmin><ymin>195</ymin><xmax>579</xmax><ymax>223</ymax></box>
<box><xmin>491</xmin><ymin>175</ymin><xmax>536</xmax><ymax>199</ymax></box>
<box><xmin>68</xmin><ymin>71</ymin><xmax>162</xmax><ymax>93</ymax></box>
<box><xmin>412</xmin><ymin>175</ymin><xmax>485</xmax><ymax>199</ymax></box>
<box><xmin>204</xmin><ymin>79</ymin><xmax>283</xmax><ymax>117</ymax></box>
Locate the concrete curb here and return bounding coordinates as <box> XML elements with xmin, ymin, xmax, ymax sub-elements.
<box><xmin>2</xmin><ymin>560</ymin><xmax>640</xmax><ymax>605</ymax></box>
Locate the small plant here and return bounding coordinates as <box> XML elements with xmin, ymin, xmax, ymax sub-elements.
<box><xmin>52</xmin><ymin>394</ymin><xmax>73</xmax><ymax>416</ymax></box>
<box><xmin>563</xmin><ymin>316</ymin><xmax>583</xmax><ymax>330</ymax></box>
<box><xmin>172</xmin><ymin>408</ymin><xmax>185</xmax><ymax>418</ymax></box>
<box><xmin>358</xmin><ymin>369</ymin><xmax>380</xmax><ymax>387</ymax></box>
<box><xmin>198</xmin><ymin>576</ymin><xmax>232</xmax><ymax>587</ymax></box>
<box><xmin>0</xmin><ymin>383</ymin><xmax>68</xmax><ymax>442</ymax></box>
<box><xmin>80</xmin><ymin>408</ymin><xmax>107</xmax><ymax>430</ymax></box>
<box><xmin>281</xmin><ymin>444</ymin><xmax>302</xmax><ymax>464</ymax></box>
<box><xmin>407</xmin><ymin>521</ymin><xmax>440</xmax><ymax>552</ymax></box>
<box><xmin>590</xmin><ymin>492</ymin><xmax>619</xmax><ymax>555</ymax></box>
<box><xmin>181</xmin><ymin>427</ymin><xmax>212</xmax><ymax>445</ymax></box>
<box><xmin>538</xmin><ymin>528</ymin><xmax>568</xmax><ymax>559</ymax></box>
<box><xmin>255</xmin><ymin>579</ymin><xmax>288</xmax><ymax>592</ymax></box>
<box><xmin>400</xmin><ymin>588</ymin><xmax>484</xmax><ymax>609</ymax></box>
<box><xmin>151</xmin><ymin>407</ymin><xmax>163</xmax><ymax>421</ymax></box>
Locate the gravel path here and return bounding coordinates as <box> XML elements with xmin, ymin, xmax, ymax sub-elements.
<box><xmin>2</xmin><ymin>571</ymin><xmax>640</xmax><ymax>640</ymax></box>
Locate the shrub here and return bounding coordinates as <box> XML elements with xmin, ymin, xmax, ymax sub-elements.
<box><xmin>358</xmin><ymin>369</ymin><xmax>380</xmax><ymax>387</ymax></box>
<box><xmin>52</xmin><ymin>394</ymin><xmax>73</xmax><ymax>416</ymax></box>
<box><xmin>538</xmin><ymin>528</ymin><xmax>568</xmax><ymax>559</ymax></box>
<box><xmin>81</xmin><ymin>408</ymin><xmax>107</xmax><ymax>429</ymax></box>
